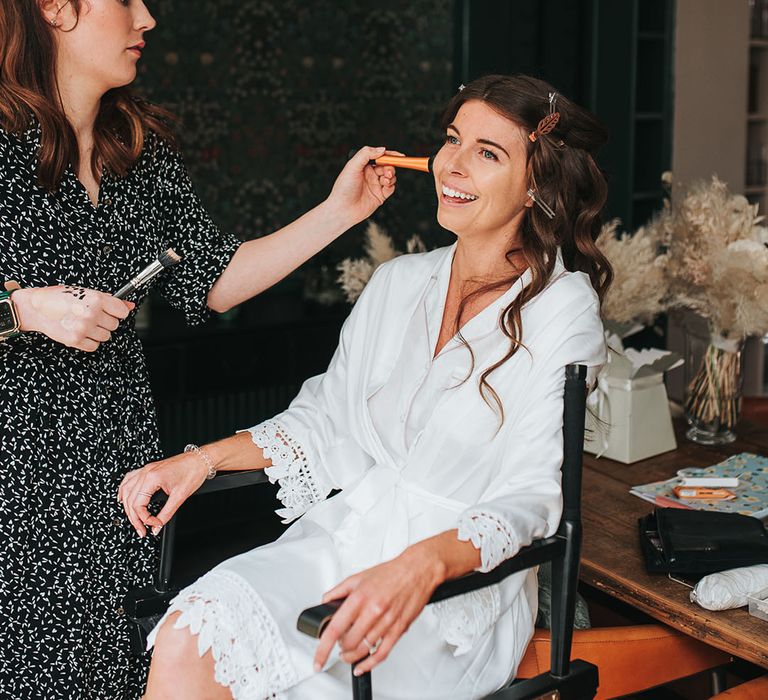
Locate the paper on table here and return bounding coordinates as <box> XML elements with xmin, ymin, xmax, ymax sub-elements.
<box><xmin>629</xmin><ymin>452</ymin><xmax>768</xmax><ymax>519</ymax></box>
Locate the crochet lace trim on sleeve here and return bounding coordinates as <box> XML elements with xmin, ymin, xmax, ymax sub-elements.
<box><xmin>246</xmin><ymin>418</ymin><xmax>325</xmax><ymax>523</ymax></box>
<box><xmin>146</xmin><ymin>569</ymin><xmax>295</xmax><ymax>700</ymax></box>
<box><xmin>431</xmin><ymin>585</ymin><xmax>501</xmax><ymax>656</ymax></box>
<box><xmin>457</xmin><ymin>510</ymin><xmax>518</xmax><ymax>573</ymax></box>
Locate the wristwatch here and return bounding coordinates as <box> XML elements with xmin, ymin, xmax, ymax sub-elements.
<box><xmin>0</xmin><ymin>284</ymin><xmax>21</xmax><ymax>341</ymax></box>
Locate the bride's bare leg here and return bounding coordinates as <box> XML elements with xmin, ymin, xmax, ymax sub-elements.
<box><xmin>143</xmin><ymin>612</ymin><xmax>232</xmax><ymax>700</ymax></box>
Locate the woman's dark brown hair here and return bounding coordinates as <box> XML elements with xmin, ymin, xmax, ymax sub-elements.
<box><xmin>441</xmin><ymin>74</ymin><xmax>613</xmax><ymax>422</ymax></box>
<box><xmin>0</xmin><ymin>0</ymin><xmax>176</xmax><ymax>191</ymax></box>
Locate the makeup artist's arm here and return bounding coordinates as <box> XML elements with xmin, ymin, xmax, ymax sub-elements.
<box><xmin>206</xmin><ymin>146</ymin><xmax>397</xmax><ymax>313</ymax></box>
<box><xmin>118</xmin><ymin>431</ymin><xmax>273</xmax><ymax>537</ymax></box>
<box><xmin>11</xmin><ymin>286</ymin><xmax>133</xmax><ymax>352</ymax></box>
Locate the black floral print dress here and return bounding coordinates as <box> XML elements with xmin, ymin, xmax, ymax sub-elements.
<box><xmin>0</xmin><ymin>121</ymin><xmax>241</xmax><ymax>700</ymax></box>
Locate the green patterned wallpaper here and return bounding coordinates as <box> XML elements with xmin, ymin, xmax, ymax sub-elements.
<box><xmin>135</xmin><ymin>0</ymin><xmax>455</xmax><ymax>299</ymax></box>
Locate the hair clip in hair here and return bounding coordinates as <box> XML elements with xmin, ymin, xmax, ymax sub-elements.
<box><xmin>529</xmin><ymin>92</ymin><xmax>562</xmax><ymax>142</ymax></box>
<box><xmin>548</xmin><ymin>92</ymin><xmax>558</xmax><ymax>115</ymax></box>
<box><xmin>527</xmin><ymin>188</ymin><xmax>556</xmax><ymax>220</ymax></box>
<box><xmin>458</xmin><ymin>84</ymin><xmax>465</xmax><ymax>92</ymax></box>
<box><xmin>529</xmin><ymin>112</ymin><xmax>560</xmax><ymax>142</ymax></box>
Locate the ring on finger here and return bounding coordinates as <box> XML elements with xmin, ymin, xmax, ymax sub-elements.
<box><xmin>363</xmin><ymin>636</ymin><xmax>382</xmax><ymax>655</ymax></box>
<box><xmin>138</xmin><ymin>491</ymin><xmax>154</xmax><ymax>498</ymax></box>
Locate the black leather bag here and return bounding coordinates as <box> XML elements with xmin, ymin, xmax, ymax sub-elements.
<box><xmin>639</xmin><ymin>507</ymin><xmax>768</xmax><ymax>575</ymax></box>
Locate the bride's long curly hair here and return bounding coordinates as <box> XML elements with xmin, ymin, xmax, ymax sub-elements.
<box><xmin>442</xmin><ymin>74</ymin><xmax>613</xmax><ymax>422</ymax></box>
<box><xmin>0</xmin><ymin>0</ymin><xmax>176</xmax><ymax>191</ymax></box>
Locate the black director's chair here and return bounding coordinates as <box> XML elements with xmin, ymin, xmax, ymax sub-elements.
<box><xmin>297</xmin><ymin>364</ymin><xmax>598</xmax><ymax>700</ymax></box>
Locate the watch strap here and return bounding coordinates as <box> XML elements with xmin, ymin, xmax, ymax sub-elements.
<box><xmin>0</xmin><ymin>285</ymin><xmax>21</xmax><ymax>339</ymax></box>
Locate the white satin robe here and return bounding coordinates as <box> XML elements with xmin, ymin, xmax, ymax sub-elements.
<box><xmin>148</xmin><ymin>244</ymin><xmax>605</xmax><ymax>700</ymax></box>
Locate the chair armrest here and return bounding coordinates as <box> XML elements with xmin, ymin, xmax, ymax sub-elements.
<box><xmin>297</xmin><ymin>534</ymin><xmax>566</xmax><ymax>638</ymax></box>
<box><xmin>194</xmin><ymin>469</ymin><xmax>268</xmax><ymax>495</ymax></box>
<box><xmin>429</xmin><ymin>535</ymin><xmax>564</xmax><ymax>604</ymax></box>
<box><xmin>149</xmin><ymin>469</ymin><xmax>268</xmax><ymax>506</ymax></box>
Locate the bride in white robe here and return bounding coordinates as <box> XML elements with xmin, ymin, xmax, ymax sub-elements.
<box><xmin>121</xmin><ymin>74</ymin><xmax>613</xmax><ymax>700</ymax></box>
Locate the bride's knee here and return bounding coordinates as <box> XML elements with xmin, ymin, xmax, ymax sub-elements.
<box><xmin>151</xmin><ymin>612</ymin><xmax>198</xmax><ymax>667</ymax></box>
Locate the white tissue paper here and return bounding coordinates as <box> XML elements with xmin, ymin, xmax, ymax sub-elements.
<box><xmin>690</xmin><ymin>564</ymin><xmax>768</xmax><ymax>610</ymax></box>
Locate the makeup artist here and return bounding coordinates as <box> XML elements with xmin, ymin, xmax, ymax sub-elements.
<box><xmin>0</xmin><ymin>1</ymin><xmax>396</xmax><ymax>699</ymax></box>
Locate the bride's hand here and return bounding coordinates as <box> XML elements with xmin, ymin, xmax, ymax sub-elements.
<box><xmin>325</xmin><ymin>146</ymin><xmax>399</xmax><ymax>225</ymax></box>
<box><xmin>313</xmin><ymin>548</ymin><xmax>443</xmax><ymax>675</ymax></box>
<box><xmin>117</xmin><ymin>451</ymin><xmax>209</xmax><ymax>537</ymax></box>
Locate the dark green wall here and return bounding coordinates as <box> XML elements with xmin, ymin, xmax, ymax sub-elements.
<box><xmin>135</xmin><ymin>0</ymin><xmax>456</xmax><ymax>296</ymax></box>
<box><xmin>135</xmin><ymin>0</ymin><xmax>673</xmax><ymax>284</ymax></box>
<box><xmin>453</xmin><ymin>0</ymin><xmax>674</xmax><ymax>229</ymax></box>
<box><xmin>453</xmin><ymin>0</ymin><xmax>593</xmax><ymax>106</ymax></box>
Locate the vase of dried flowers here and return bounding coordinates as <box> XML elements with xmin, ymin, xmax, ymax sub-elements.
<box><xmin>682</xmin><ymin>321</ymin><xmax>744</xmax><ymax>444</ymax></box>
<box><xmin>649</xmin><ymin>174</ymin><xmax>768</xmax><ymax>444</ymax></box>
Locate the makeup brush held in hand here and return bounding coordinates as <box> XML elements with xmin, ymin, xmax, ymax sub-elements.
<box><xmin>369</xmin><ymin>154</ymin><xmax>434</xmax><ymax>173</ymax></box>
<box><xmin>114</xmin><ymin>248</ymin><xmax>181</xmax><ymax>299</ymax></box>
<box><xmin>349</xmin><ymin>149</ymin><xmax>434</xmax><ymax>174</ymax></box>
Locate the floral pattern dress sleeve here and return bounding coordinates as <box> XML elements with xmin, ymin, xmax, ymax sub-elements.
<box><xmin>153</xmin><ymin>141</ymin><xmax>242</xmax><ymax>325</ymax></box>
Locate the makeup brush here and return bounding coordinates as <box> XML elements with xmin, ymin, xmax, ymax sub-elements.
<box><xmin>350</xmin><ymin>150</ymin><xmax>434</xmax><ymax>174</ymax></box>
<box><xmin>370</xmin><ymin>154</ymin><xmax>434</xmax><ymax>173</ymax></box>
<box><xmin>114</xmin><ymin>248</ymin><xmax>182</xmax><ymax>299</ymax></box>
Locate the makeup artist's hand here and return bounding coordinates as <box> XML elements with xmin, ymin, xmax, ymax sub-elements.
<box><xmin>118</xmin><ymin>451</ymin><xmax>209</xmax><ymax>537</ymax></box>
<box><xmin>12</xmin><ymin>285</ymin><xmax>134</xmax><ymax>352</ymax></box>
<box><xmin>327</xmin><ymin>146</ymin><xmax>399</xmax><ymax>225</ymax></box>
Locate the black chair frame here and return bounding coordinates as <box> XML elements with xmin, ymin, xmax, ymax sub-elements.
<box><xmin>297</xmin><ymin>364</ymin><xmax>598</xmax><ymax>700</ymax></box>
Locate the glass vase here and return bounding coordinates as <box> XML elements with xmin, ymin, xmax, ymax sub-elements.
<box><xmin>683</xmin><ymin>326</ymin><xmax>744</xmax><ymax>445</ymax></box>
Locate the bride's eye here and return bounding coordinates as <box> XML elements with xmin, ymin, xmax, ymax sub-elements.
<box><xmin>445</xmin><ymin>134</ymin><xmax>460</xmax><ymax>145</ymax></box>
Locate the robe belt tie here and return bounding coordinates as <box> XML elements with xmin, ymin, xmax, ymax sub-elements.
<box><xmin>337</xmin><ymin>464</ymin><xmax>468</xmax><ymax>567</ymax></box>
<box><xmin>344</xmin><ymin>463</ymin><xmax>468</xmax><ymax>516</ymax></box>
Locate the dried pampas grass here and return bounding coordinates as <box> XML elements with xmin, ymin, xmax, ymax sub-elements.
<box><xmin>652</xmin><ymin>175</ymin><xmax>767</xmax><ymax>340</ymax></box>
<box><xmin>337</xmin><ymin>222</ymin><xmax>426</xmax><ymax>303</ymax></box>
<box><xmin>596</xmin><ymin>219</ymin><xmax>669</xmax><ymax>326</ymax></box>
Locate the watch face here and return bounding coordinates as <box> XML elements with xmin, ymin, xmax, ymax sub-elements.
<box><xmin>0</xmin><ymin>300</ymin><xmax>17</xmax><ymax>333</ymax></box>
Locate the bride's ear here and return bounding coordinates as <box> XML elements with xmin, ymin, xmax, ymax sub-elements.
<box><xmin>38</xmin><ymin>0</ymin><xmax>60</xmax><ymax>26</ymax></box>
<box><xmin>38</xmin><ymin>0</ymin><xmax>77</xmax><ymax>29</ymax></box>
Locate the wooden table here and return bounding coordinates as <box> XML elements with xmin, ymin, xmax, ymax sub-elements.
<box><xmin>581</xmin><ymin>420</ymin><xmax>768</xmax><ymax>669</ymax></box>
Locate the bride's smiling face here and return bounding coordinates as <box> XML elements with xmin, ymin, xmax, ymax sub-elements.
<box><xmin>432</xmin><ymin>100</ymin><xmax>532</xmax><ymax>240</ymax></box>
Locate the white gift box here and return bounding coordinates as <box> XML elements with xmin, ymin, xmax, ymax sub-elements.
<box><xmin>584</xmin><ymin>342</ymin><xmax>681</xmax><ymax>464</ymax></box>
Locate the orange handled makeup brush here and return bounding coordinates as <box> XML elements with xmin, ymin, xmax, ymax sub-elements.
<box><xmin>370</xmin><ymin>155</ymin><xmax>434</xmax><ymax>173</ymax></box>
<box><xmin>351</xmin><ymin>149</ymin><xmax>434</xmax><ymax>174</ymax></box>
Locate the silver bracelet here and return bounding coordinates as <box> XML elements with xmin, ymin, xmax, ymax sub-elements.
<box><xmin>184</xmin><ymin>443</ymin><xmax>217</xmax><ymax>480</ymax></box>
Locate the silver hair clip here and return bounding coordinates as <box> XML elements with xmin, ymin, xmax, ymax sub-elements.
<box><xmin>458</xmin><ymin>84</ymin><xmax>465</xmax><ymax>92</ymax></box>
<box><xmin>548</xmin><ymin>92</ymin><xmax>558</xmax><ymax>115</ymax></box>
<box><xmin>527</xmin><ymin>188</ymin><xmax>556</xmax><ymax>220</ymax></box>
